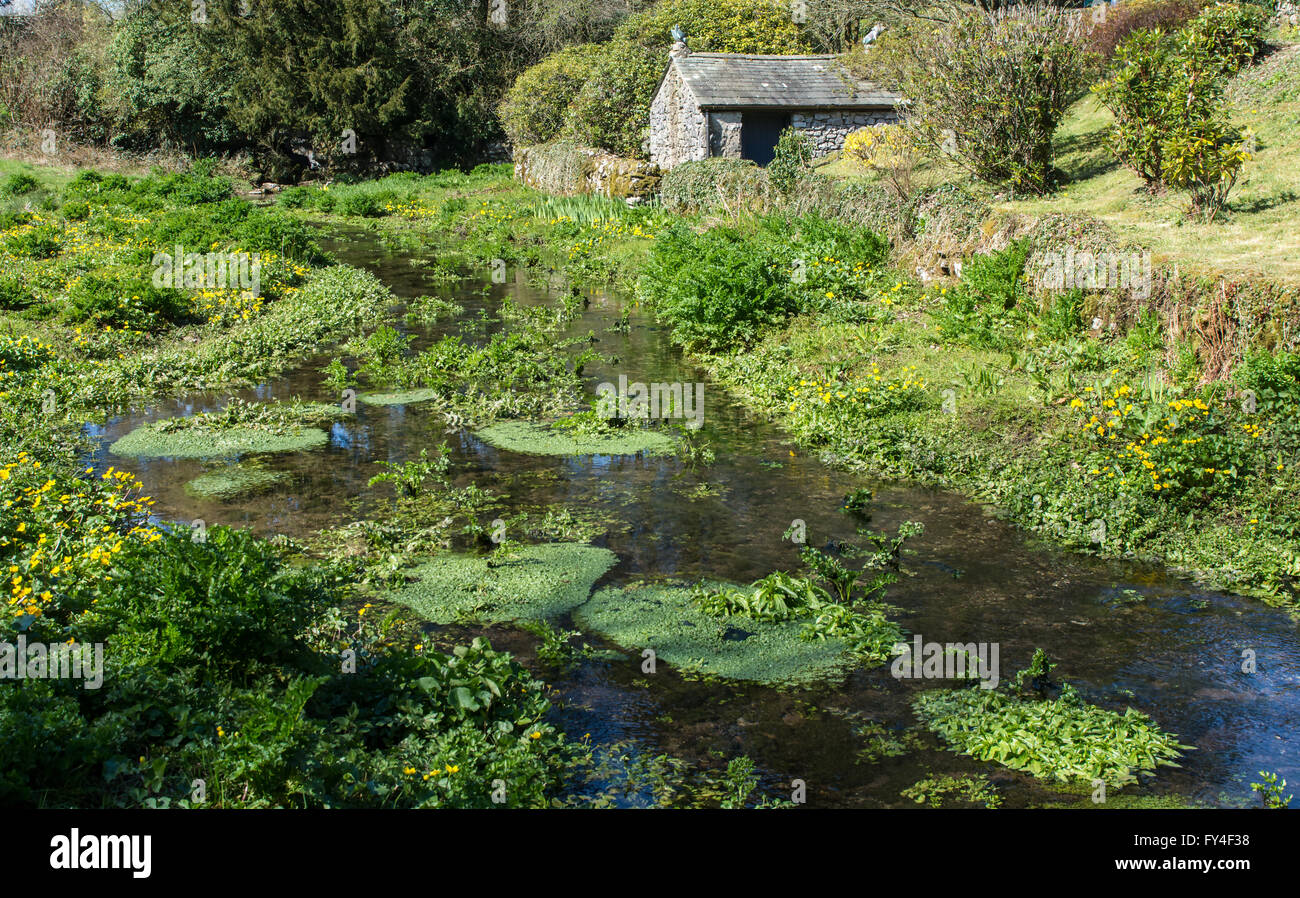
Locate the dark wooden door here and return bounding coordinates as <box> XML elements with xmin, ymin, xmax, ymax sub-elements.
<box><xmin>741</xmin><ymin>112</ymin><xmax>792</xmax><ymax>166</ymax></box>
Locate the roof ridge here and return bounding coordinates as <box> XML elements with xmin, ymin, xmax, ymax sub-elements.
<box><xmin>677</xmin><ymin>53</ymin><xmax>841</xmax><ymax>60</ymax></box>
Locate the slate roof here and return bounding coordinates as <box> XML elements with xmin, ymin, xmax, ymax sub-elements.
<box><xmin>665</xmin><ymin>53</ymin><xmax>900</xmax><ymax>110</ymax></box>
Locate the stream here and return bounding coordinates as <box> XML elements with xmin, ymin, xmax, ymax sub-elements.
<box><xmin>82</xmin><ymin>227</ymin><xmax>1299</xmax><ymax>808</ymax></box>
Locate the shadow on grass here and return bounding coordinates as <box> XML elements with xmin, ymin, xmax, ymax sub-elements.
<box><xmin>1053</xmin><ymin>127</ymin><xmax>1119</xmax><ymax>183</ymax></box>
<box><xmin>1229</xmin><ymin>189</ymin><xmax>1298</xmax><ymax>215</ymax></box>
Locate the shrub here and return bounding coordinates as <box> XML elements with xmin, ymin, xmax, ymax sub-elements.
<box><xmin>657</xmin><ymin>158</ymin><xmax>772</xmax><ymax>212</ymax></box>
<box><xmin>563</xmin><ymin>41</ymin><xmax>663</xmax><ymax>158</ymax></box>
<box><xmin>881</xmin><ymin>4</ymin><xmax>1094</xmax><ymax>195</ymax></box>
<box><xmin>842</xmin><ymin>124</ymin><xmax>921</xmax><ymax>202</ymax></box>
<box><xmin>64</xmin><ymin>271</ymin><xmax>191</xmax><ymax>332</ymax></box>
<box><xmin>1182</xmin><ymin>1</ymin><xmax>1268</xmax><ymax>76</ymax></box>
<box><xmin>499</xmin><ymin>44</ymin><xmax>603</xmax><ymax>147</ymax></box>
<box><xmin>0</xmin><ymin>276</ymin><xmax>33</xmax><ymax>311</ymax></box>
<box><xmin>768</xmin><ymin>127</ymin><xmax>815</xmax><ymax>195</ymax></box>
<box><xmin>336</xmin><ymin>192</ymin><xmax>384</xmax><ymax>218</ymax></box>
<box><xmin>147</xmin><ymin>162</ymin><xmax>234</xmax><ymax>205</ymax></box>
<box><xmin>614</xmin><ymin>0</ymin><xmax>808</xmax><ymax>53</ymax></box>
<box><xmin>104</xmin><ymin>2</ymin><xmax>243</xmax><ymax>153</ymax></box>
<box><xmin>1093</xmin><ymin>23</ymin><xmax>1251</xmax><ymax>217</ymax></box>
<box><xmin>275</xmin><ymin>186</ymin><xmax>310</xmax><ymax>209</ymax></box>
<box><xmin>60</xmin><ymin>200</ymin><xmax>91</xmax><ymax>221</ymax></box>
<box><xmin>1161</xmin><ymin>114</ymin><xmax>1250</xmax><ymax>220</ymax></box>
<box><xmin>1</xmin><ymin>173</ymin><xmax>39</xmax><ymax>196</ymax></box>
<box><xmin>641</xmin><ymin>214</ymin><xmax>890</xmax><ymax>351</ymax></box>
<box><xmin>1092</xmin><ymin>29</ymin><xmax>1183</xmax><ymax>189</ymax></box>
<box><xmin>3</xmin><ymin>222</ymin><xmax>62</xmax><ymax>259</ymax></box>
<box><xmin>641</xmin><ymin>223</ymin><xmax>799</xmax><ymax>351</ymax></box>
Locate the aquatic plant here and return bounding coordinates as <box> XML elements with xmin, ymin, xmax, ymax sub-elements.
<box><xmin>825</xmin><ymin>710</ymin><xmax>925</xmax><ymax>765</ymax></box>
<box><xmin>842</xmin><ymin>487</ymin><xmax>873</xmax><ymax>514</ymax></box>
<box><xmin>111</xmin><ymin>423</ymin><xmax>327</xmax><ymax>459</ymax></box>
<box><xmin>388</xmin><ymin>543</ymin><xmax>617</xmax><ymax>624</ymax></box>
<box><xmin>1251</xmin><ymin>771</ymin><xmax>1292</xmax><ymax>809</ymax></box>
<box><xmin>110</xmin><ymin>399</ymin><xmax>339</xmax><ymax>459</ymax></box>
<box><xmin>715</xmin><ymin>756</ymin><xmax>792</xmax><ymax>809</ymax></box>
<box><xmin>576</xmin><ymin>582</ymin><xmax>856</xmax><ymax>688</ymax></box>
<box><xmin>901</xmin><ymin>774</ymin><xmax>1002</xmax><ymax>809</ymax></box>
<box><xmin>359</xmin><ymin>387</ymin><xmax>445</xmax><ymax>406</ymax></box>
<box><xmin>913</xmin><ymin>674</ymin><xmax>1191</xmax><ymax>787</ymax></box>
<box><xmin>184</xmin><ymin>465</ymin><xmax>289</xmax><ymax>501</ymax></box>
<box><xmin>368</xmin><ymin>447</ymin><xmax>451</xmax><ymax>497</ymax></box>
<box><xmin>517</xmin><ymin>619</ymin><xmax>593</xmax><ymax>669</ymax></box>
<box><xmin>475</xmin><ymin>419</ymin><xmax>676</xmax><ymax>458</ymax></box>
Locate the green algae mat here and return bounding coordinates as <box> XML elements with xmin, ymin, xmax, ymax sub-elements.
<box><xmin>359</xmin><ymin>388</ymin><xmax>444</xmax><ymax>406</ymax></box>
<box><xmin>184</xmin><ymin>465</ymin><xmax>290</xmax><ymax>501</ymax></box>
<box><xmin>574</xmin><ymin>582</ymin><xmax>856</xmax><ymax>688</ymax></box>
<box><xmin>475</xmin><ymin>420</ymin><xmax>676</xmax><ymax>457</ymax></box>
<box><xmin>110</xmin><ymin>423</ymin><xmax>328</xmax><ymax>459</ymax></box>
<box><xmin>390</xmin><ymin>543</ymin><xmax>618</xmax><ymax>624</ymax></box>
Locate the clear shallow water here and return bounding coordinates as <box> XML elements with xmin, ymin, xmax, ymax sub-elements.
<box><xmin>82</xmin><ymin>228</ymin><xmax>1299</xmax><ymax>808</ymax></box>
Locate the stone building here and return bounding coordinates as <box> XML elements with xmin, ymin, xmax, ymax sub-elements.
<box><xmin>649</xmin><ymin>48</ymin><xmax>901</xmax><ymax>170</ymax></box>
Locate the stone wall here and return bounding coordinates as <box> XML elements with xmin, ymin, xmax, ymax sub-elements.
<box><xmin>792</xmin><ymin>110</ymin><xmax>899</xmax><ymax>158</ymax></box>
<box><xmin>649</xmin><ymin>65</ymin><xmax>709</xmax><ymax>171</ymax></box>
<box><xmin>514</xmin><ymin>140</ymin><xmax>661</xmax><ymax>204</ymax></box>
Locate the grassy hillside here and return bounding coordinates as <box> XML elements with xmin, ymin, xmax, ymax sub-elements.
<box><xmin>821</xmin><ymin>40</ymin><xmax>1300</xmax><ymax>285</ymax></box>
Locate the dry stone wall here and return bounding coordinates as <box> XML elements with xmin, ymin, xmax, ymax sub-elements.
<box><xmin>793</xmin><ymin>110</ymin><xmax>899</xmax><ymax>158</ymax></box>
<box><xmin>514</xmin><ymin>141</ymin><xmax>661</xmax><ymax>205</ymax></box>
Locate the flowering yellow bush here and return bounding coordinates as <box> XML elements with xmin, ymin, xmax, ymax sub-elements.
<box><xmin>1066</xmin><ymin>376</ymin><xmax>1270</xmax><ymax>505</ymax></box>
<box><xmin>785</xmin><ymin>366</ymin><xmax>928</xmax><ymax>438</ymax></box>
<box><xmin>0</xmin><ymin>455</ymin><xmax>159</xmax><ymax>629</ymax></box>
<box><xmin>842</xmin><ymin>124</ymin><xmax>918</xmax><ymax>172</ymax></box>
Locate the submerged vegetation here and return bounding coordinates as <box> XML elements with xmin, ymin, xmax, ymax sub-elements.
<box><xmin>184</xmin><ymin>464</ymin><xmax>290</xmax><ymax>501</ymax></box>
<box><xmin>476</xmin><ymin>418</ymin><xmax>677</xmax><ymax>457</ymax></box>
<box><xmin>111</xmin><ymin>398</ymin><xmax>346</xmax><ymax>458</ymax></box>
<box><xmin>389</xmin><ymin>543</ymin><xmax>618</xmax><ymax>625</ymax></box>
<box><xmin>577</xmin><ymin>581</ymin><xmax>858</xmax><ymax>687</ymax></box>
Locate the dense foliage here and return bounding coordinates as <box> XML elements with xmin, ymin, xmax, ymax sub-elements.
<box><xmin>563</xmin><ymin>41</ymin><xmax>665</xmax><ymax>157</ymax></box>
<box><xmin>0</xmin><ymin>456</ymin><xmax>569</xmax><ymax>807</ymax></box>
<box><xmin>0</xmin><ymin>0</ymin><xmax>585</xmax><ymax>173</ymax></box>
<box><xmin>640</xmin><ymin>214</ymin><xmax>892</xmax><ymax>351</ymax></box>
<box><xmin>874</xmin><ymin>3</ymin><xmax>1095</xmax><ymax>194</ymax></box>
<box><xmin>499</xmin><ymin>44</ymin><xmax>604</xmax><ymax>148</ymax></box>
<box><xmin>1093</xmin><ymin>3</ymin><xmax>1263</xmax><ymax>217</ymax></box>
